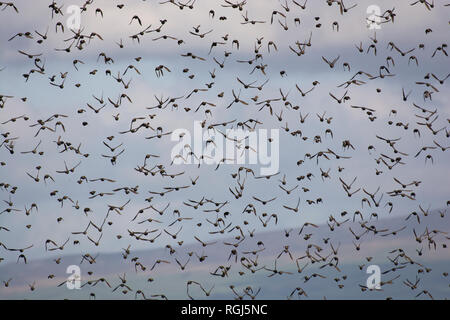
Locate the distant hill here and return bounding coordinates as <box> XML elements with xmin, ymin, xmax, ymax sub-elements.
<box><xmin>1</xmin><ymin>212</ymin><xmax>449</xmax><ymax>299</ymax></box>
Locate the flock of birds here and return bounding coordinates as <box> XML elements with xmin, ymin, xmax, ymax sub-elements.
<box><xmin>0</xmin><ymin>0</ymin><xmax>449</xmax><ymax>300</ymax></box>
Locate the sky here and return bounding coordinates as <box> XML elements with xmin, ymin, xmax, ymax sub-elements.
<box><xmin>0</xmin><ymin>0</ymin><xmax>449</xmax><ymax>299</ymax></box>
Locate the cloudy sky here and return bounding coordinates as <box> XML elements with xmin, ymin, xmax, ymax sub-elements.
<box><xmin>0</xmin><ymin>0</ymin><xmax>449</xmax><ymax>299</ymax></box>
